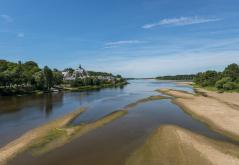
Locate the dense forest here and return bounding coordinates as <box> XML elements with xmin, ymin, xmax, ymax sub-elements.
<box><xmin>193</xmin><ymin>63</ymin><xmax>239</xmax><ymax>91</ymax></box>
<box><xmin>156</xmin><ymin>74</ymin><xmax>195</xmax><ymax>80</ymax></box>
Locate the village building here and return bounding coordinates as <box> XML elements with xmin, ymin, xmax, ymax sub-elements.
<box><xmin>62</xmin><ymin>65</ymin><xmax>89</xmax><ymax>81</ymax></box>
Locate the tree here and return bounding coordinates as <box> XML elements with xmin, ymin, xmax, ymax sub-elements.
<box><xmin>223</xmin><ymin>63</ymin><xmax>239</xmax><ymax>82</ymax></box>
<box><xmin>194</xmin><ymin>63</ymin><xmax>239</xmax><ymax>91</ymax></box>
<box><xmin>13</xmin><ymin>61</ymin><xmax>27</xmax><ymax>86</ymax></box>
<box><xmin>223</xmin><ymin>82</ymin><xmax>237</xmax><ymax>90</ymax></box>
<box><xmin>53</xmin><ymin>70</ymin><xmax>63</xmax><ymax>86</ymax></box>
<box><xmin>43</xmin><ymin>66</ymin><xmax>53</xmax><ymax>90</ymax></box>
<box><xmin>194</xmin><ymin>71</ymin><xmax>219</xmax><ymax>87</ymax></box>
<box><xmin>33</xmin><ymin>71</ymin><xmax>45</xmax><ymax>89</ymax></box>
<box><xmin>215</xmin><ymin>77</ymin><xmax>232</xmax><ymax>89</ymax></box>
<box><xmin>0</xmin><ymin>60</ymin><xmax>8</xmax><ymax>72</ymax></box>
<box><xmin>63</xmin><ymin>68</ymin><xmax>74</xmax><ymax>76</ymax></box>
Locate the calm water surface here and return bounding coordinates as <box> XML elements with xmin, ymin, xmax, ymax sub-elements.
<box><xmin>0</xmin><ymin>79</ymin><xmax>192</xmax><ymax>147</ymax></box>
<box><xmin>1</xmin><ymin>80</ymin><xmax>234</xmax><ymax>165</ymax></box>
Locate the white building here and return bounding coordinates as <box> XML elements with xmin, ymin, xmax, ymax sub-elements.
<box><xmin>62</xmin><ymin>65</ymin><xmax>89</xmax><ymax>81</ymax></box>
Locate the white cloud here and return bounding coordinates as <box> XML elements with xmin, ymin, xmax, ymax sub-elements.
<box><xmin>109</xmin><ymin>51</ymin><xmax>239</xmax><ymax>77</ymax></box>
<box><xmin>105</xmin><ymin>40</ymin><xmax>145</xmax><ymax>47</ymax></box>
<box><xmin>142</xmin><ymin>16</ymin><xmax>221</xmax><ymax>29</ymax></box>
<box><xmin>0</xmin><ymin>14</ymin><xmax>13</xmax><ymax>23</ymax></box>
<box><xmin>17</xmin><ymin>33</ymin><xmax>25</xmax><ymax>38</ymax></box>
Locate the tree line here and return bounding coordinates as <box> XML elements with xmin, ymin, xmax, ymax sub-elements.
<box><xmin>0</xmin><ymin>60</ymin><xmax>63</xmax><ymax>90</ymax></box>
<box><xmin>0</xmin><ymin>59</ymin><xmax>126</xmax><ymax>95</ymax></box>
<box><xmin>69</xmin><ymin>76</ymin><xmax>125</xmax><ymax>87</ymax></box>
<box><xmin>193</xmin><ymin>63</ymin><xmax>239</xmax><ymax>91</ymax></box>
<box><xmin>156</xmin><ymin>74</ymin><xmax>195</xmax><ymax>80</ymax></box>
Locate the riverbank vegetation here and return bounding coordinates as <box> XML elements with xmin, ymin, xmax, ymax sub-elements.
<box><xmin>0</xmin><ymin>60</ymin><xmax>63</xmax><ymax>95</ymax></box>
<box><xmin>156</xmin><ymin>74</ymin><xmax>195</xmax><ymax>80</ymax></box>
<box><xmin>66</xmin><ymin>76</ymin><xmax>127</xmax><ymax>90</ymax></box>
<box><xmin>193</xmin><ymin>63</ymin><xmax>239</xmax><ymax>92</ymax></box>
<box><xmin>0</xmin><ymin>59</ymin><xmax>127</xmax><ymax>96</ymax></box>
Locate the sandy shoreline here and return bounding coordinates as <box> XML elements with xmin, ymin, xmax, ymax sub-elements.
<box><xmin>175</xmin><ymin>81</ymin><xmax>193</xmax><ymax>86</ymax></box>
<box><xmin>158</xmin><ymin>88</ymin><xmax>239</xmax><ymax>141</ymax></box>
<box><xmin>195</xmin><ymin>88</ymin><xmax>239</xmax><ymax>110</ymax></box>
<box><xmin>29</xmin><ymin>95</ymin><xmax>170</xmax><ymax>156</ymax></box>
<box><xmin>1</xmin><ymin>95</ymin><xmax>168</xmax><ymax>165</ymax></box>
<box><xmin>125</xmin><ymin>125</ymin><xmax>239</xmax><ymax>165</ymax></box>
<box><xmin>0</xmin><ymin>108</ymin><xmax>85</xmax><ymax>165</ymax></box>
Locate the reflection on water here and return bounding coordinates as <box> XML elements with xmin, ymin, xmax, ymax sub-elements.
<box><xmin>0</xmin><ymin>80</ymin><xmax>193</xmax><ymax>148</ymax></box>
<box><xmin>10</xmin><ymin>95</ymin><xmax>236</xmax><ymax>165</ymax></box>
<box><xmin>3</xmin><ymin>79</ymin><xmax>237</xmax><ymax>165</ymax></box>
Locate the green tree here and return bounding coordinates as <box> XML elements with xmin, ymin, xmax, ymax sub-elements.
<box><xmin>223</xmin><ymin>63</ymin><xmax>239</xmax><ymax>82</ymax></box>
<box><xmin>43</xmin><ymin>66</ymin><xmax>53</xmax><ymax>90</ymax></box>
<box><xmin>223</xmin><ymin>82</ymin><xmax>237</xmax><ymax>90</ymax></box>
<box><xmin>53</xmin><ymin>70</ymin><xmax>63</xmax><ymax>86</ymax></box>
<box><xmin>215</xmin><ymin>77</ymin><xmax>232</xmax><ymax>89</ymax></box>
<box><xmin>194</xmin><ymin>71</ymin><xmax>219</xmax><ymax>87</ymax></box>
<box><xmin>0</xmin><ymin>60</ymin><xmax>8</xmax><ymax>72</ymax></box>
<box><xmin>33</xmin><ymin>71</ymin><xmax>45</xmax><ymax>89</ymax></box>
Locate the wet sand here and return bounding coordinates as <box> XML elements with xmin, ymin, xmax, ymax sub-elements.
<box><xmin>6</xmin><ymin>80</ymin><xmax>239</xmax><ymax>165</ymax></box>
<box><xmin>28</xmin><ymin>95</ymin><xmax>169</xmax><ymax>155</ymax></box>
<box><xmin>9</xmin><ymin>98</ymin><xmax>236</xmax><ymax>165</ymax></box>
<box><xmin>175</xmin><ymin>81</ymin><xmax>193</xmax><ymax>86</ymax></box>
<box><xmin>126</xmin><ymin>125</ymin><xmax>239</xmax><ymax>165</ymax></box>
<box><xmin>0</xmin><ymin>108</ymin><xmax>85</xmax><ymax>165</ymax></box>
<box><xmin>3</xmin><ymin>95</ymin><xmax>168</xmax><ymax>165</ymax></box>
<box><xmin>195</xmin><ymin>88</ymin><xmax>239</xmax><ymax>109</ymax></box>
<box><xmin>158</xmin><ymin>88</ymin><xmax>239</xmax><ymax>141</ymax></box>
<box><xmin>30</xmin><ymin>110</ymin><xmax>128</xmax><ymax>156</ymax></box>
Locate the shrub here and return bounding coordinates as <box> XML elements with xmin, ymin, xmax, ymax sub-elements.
<box><xmin>215</xmin><ymin>77</ymin><xmax>231</xmax><ymax>89</ymax></box>
<box><xmin>223</xmin><ymin>63</ymin><xmax>239</xmax><ymax>81</ymax></box>
<box><xmin>223</xmin><ymin>82</ymin><xmax>237</xmax><ymax>90</ymax></box>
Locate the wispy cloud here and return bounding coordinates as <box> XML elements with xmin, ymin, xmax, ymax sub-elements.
<box><xmin>105</xmin><ymin>40</ymin><xmax>145</xmax><ymax>48</ymax></box>
<box><xmin>0</xmin><ymin>14</ymin><xmax>13</xmax><ymax>23</ymax></box>
<box><xmin>17</xmin><ymin>33</ymin><xmax>25</xmax><ymax>38</ymax></box>
<box><xmin>142</xmin><ymin>16</ymin><xmax>222</xmax><ymax>29</ymax></box>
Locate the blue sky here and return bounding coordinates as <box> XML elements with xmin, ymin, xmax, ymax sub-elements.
<box><xmin>0</xmin><ymin>0</ymin><xmax>239</xmax><ymax>77</ymax></box>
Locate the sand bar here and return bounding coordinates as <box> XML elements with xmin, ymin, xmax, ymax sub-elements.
<box><xmin>158</xmin><ymin>88</ymin><xmax>239</xmax><ymax>141</ymax></box>
<box><xmin>126</xmin><ymin>125</ymin><xmax>239</xmax><ymax>165</ymax></box>
<box><xmin>0</xmin><ymin>108</ymin><xmax>85</xmax><ymax>165</ymax></box>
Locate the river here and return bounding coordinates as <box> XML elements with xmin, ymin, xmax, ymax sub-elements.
<box><xmin>0</xmin><ymin>80</ymin><xmax>234</xmax><ymax>165</ymax></box>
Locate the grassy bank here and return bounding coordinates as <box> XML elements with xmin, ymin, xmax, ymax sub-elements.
<box><xmin>0</xmin><ymin>81</ymin><xmax>128</xmax><ymax>96</ymax></box>
<box><xmin>63</xmin><ymin>81</ymin><xmax>128</xmax><ymax>92</ymax></box>
<box><xmin>0</xmin><ymin>87</ymin><xmax>44</xmax><ymax>96</ymax></box>
<box><xmin>125</xmin><ymin>125</ymin><xmax>239</xmax><ymax>165</ymax></box>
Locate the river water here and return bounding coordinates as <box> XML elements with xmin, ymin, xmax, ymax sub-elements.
<box><xmin>0</xmin><ymin>80</ymin><xmax>234</xmax><ymax>165</ymax></box>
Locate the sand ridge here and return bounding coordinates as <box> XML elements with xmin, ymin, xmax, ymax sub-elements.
<box><xmin>125</xmin><ymin>125</ymin><xmax>239</xmax><ymax>165</ymax></box>
<box><xmin>158</xmin><ymin>88</ymin><xmax>239</xmax><ymax>141</ymax></box>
